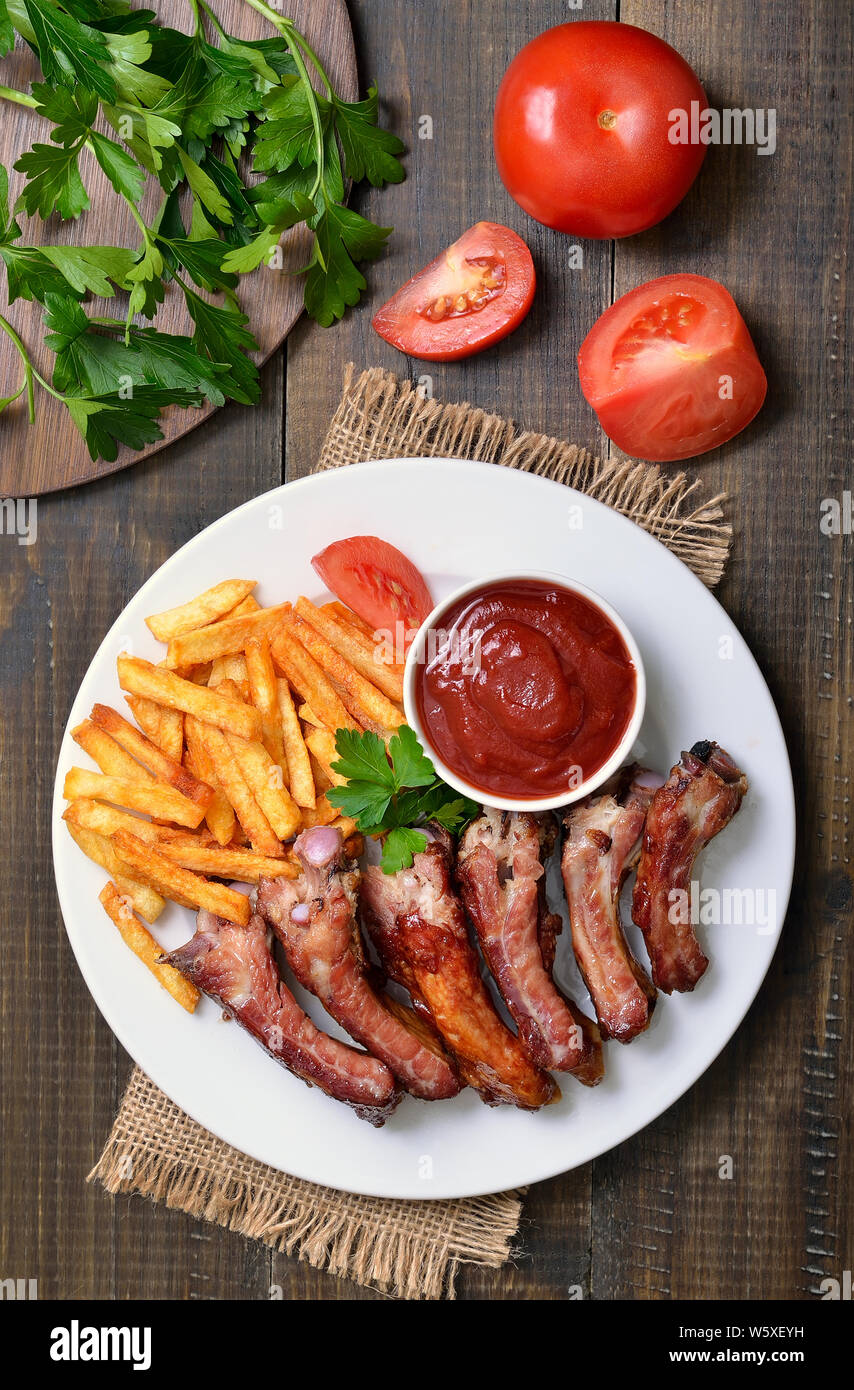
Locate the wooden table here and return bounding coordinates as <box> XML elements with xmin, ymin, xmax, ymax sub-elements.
<box><xmin>2</xmin><ymin>0</ymin><xmax>850</xmax><ymax>1300</ymax></box>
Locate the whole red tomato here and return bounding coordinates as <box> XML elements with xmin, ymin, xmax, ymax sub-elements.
<box><xmin>494</xmin><ymin>21</ymin><xmax>708</xmax><ymax>238</ymax></box>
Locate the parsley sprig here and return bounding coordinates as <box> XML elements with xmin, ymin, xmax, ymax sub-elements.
<box><xmin>327</xmin><ymin>726</ymin><xmax>480</xmax><ymax>875</ymax></box>
<box><xmin>0</xmin><ymin>0</ymin><xmax>404</xmax><ymax>458</ymax></box>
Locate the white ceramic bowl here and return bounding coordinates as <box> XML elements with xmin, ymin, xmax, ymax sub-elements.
<box><xmin>403</xmin><ymin>570</ymin><xmax>646</xmax><ymax>812</ymax></box>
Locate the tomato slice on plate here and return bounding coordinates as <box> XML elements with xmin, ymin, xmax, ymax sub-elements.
<box><xmin>578</xmin><ymin>274</ymin><xmax>767</xmax><ymax>461</ymax></box>
<box><xmin>372</xmin><ymin>222</ymin><xmax>535</xmax><ymax>361</ymax></box>
<box><xmin>312</xmin><ymin>537</ymin><xmax>434</xmax><ymax>645</ymax></box>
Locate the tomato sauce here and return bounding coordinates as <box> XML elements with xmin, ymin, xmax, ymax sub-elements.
<box><xmin>415</xmin><ymin>579</ymin><xmax>637</xmax><ymax>800</ymax></box>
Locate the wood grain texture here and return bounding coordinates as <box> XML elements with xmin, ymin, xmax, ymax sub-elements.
<box><xmin>0</xmin><ymin>0</ymin><xmax>850</xmax><ymax>1301</ymax></box>
<box><xmin>0</xmin><ymin>0</ymin><xmax>356</xmax><ymax>495</ymax></box>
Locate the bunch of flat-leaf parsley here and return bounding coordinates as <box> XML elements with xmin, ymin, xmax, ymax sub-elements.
<box><xmin>0</xmin><ymin>0</ymin><xmax>404</xmax><ymax>459</ymax></box>
<box><xmin>328</xmin><ymin>726</ymin><xmax>480</xmax><ymax>874</ymax></box>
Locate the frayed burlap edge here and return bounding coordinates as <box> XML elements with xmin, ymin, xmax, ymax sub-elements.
<box><xmin>315</xmin><ymin>365</ymin><xmax>732</xmax><ymax>588</ymax></box>
<box><xmin>89</xmin><ymin>1067</ymin><xmax>524</xmax><ymax>1300</ymax></box>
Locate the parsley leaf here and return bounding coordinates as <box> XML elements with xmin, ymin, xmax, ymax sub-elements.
<box><xmin>182</xmin><ymin>290</ymin><xmax>260</xmax><ymax>405</ymax></box>
<box><xmin>328</xmin><ymin>726</ymin><xmax>479</xmax><ymax>873</ymax></box>
<box><xmin>64</xmin><ymin>386</ymin><xmax>201</xmax><ymax>461</ymax></box>
<box><xmin>0</xmin><ymin>0</ymin><xmax>14</xmax><ymax>58</ymax></box>
<box><xmin>304</xmin><ymin>204</ymin><xmax>392</xmax><ymax>327</ymax></box>
<box><xmin>14</xmin><ymin>141</ymin><xmax>90</xmax><ymax>220</ymax></box>
<box><xmin>43</xmin><ymin>294</ymin><xmax>227</xmax><ymax>404</ymax></box>
<box><xmin>89</xmin><ymin>130</ymin><xmax>145</xmax><ymax>203</ymax></box>
<box><xmin>40</xmin><ymin>244</ymin><xmax>135</xmax><ymax>297</ymax></box>
<box><xmin>23</xmin><ymin>0</ymin><xmax>117</xmax><ymax>102</ymax></box>
<box><xmin>387</xmin><ymin>724</ymin><xmax>439</xmax><ymax>789</ymax></box>
<box><xmin>331</xmin><ymin>728</ymin><xmax>395</xmax><ymax>787</ymax></box>
<box><xmin>333</xmin><ymin>87</ymin><xmax>405</xmax><ymax>188</ymax></box>
<box><xmin>177</xmin><ymin>147</ymin><xmax>232</xmax><ymax>225</ymax></box>
<box><xmin>381</xmin><ymin>827</ymin><xmax>429</xmax><ymax>875</ymax></box>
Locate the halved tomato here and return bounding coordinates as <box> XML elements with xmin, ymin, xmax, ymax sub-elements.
<box><xmin>312</xmin><ymin>537</ymin><xmax>434</xmax><ymax>645</ymax></box>
<box><xmin>578</xmin><ymin>274</ymin><xmax>767</xmax><ymax>461</ymax></box>
<box><xmin>371</xmin><ymin>222</ymin><xmax>535</xmax><ymax>361</ymax></box>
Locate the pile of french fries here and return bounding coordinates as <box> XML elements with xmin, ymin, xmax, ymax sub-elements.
<box><xmin>63</xmin><ymin>579</ymin><xmax>406</xmax><ymax>1013</ymax></box>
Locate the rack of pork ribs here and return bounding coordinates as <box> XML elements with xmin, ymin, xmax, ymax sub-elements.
<box><xmin>168</xmin><ymin>741</ymin><xmax>748</xmax><ymax>1125</ymax></box>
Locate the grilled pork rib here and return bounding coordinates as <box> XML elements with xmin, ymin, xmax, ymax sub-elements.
<box><xmin>561</xmin><ymin>766</ymin><xmax>662</xmax><ymax>1042</ymax></box>
<box><xmin>632</xmin><ymin>741</ymin><xmax>748</xmax><ymax>993</ymax></box>
<box><xmin>256</xmin><ymin>827</ymin><xmax>461</xmax><ymax>1101</ymax></box>
<box><xmin>360</xmin><ymin>827</ymin><xmax>557</xmax><ymax>1110</ymax></box>
<box><xmin>457</xmin><ymin>810</ymin><xmax>603</xmax><ymax>1083</ymax></box>
<box><xmin>168</xmin><ymin>908</ymin><xmax>400</xmax><ymax>1125</ymax></box>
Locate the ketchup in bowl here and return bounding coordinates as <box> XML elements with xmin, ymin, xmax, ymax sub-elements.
<box><xmin>413</xmin><ymin>578</ymin><xmax>638</xmax><ymax>802</ymax></box>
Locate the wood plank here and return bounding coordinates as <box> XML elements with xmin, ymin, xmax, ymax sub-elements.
<box><xmin>0</xmin><ymin>350</ymin><xmax>284</xmax><ymax>1298</ymax></box>
<box><xmin>590</xmin><ymin>0</ymin><xmax>852</xmax><ymax>1301</ymax></box>
<box><xmin>0</xmin><ymin>0</ymin><xmax>356</xmax><ymax>495</ymax></box>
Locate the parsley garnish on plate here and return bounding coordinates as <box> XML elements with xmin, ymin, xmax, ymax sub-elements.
<box><xmin>328</xmin><ymin>726</ymin><xmax>480</xmax><ymax>875</ymax></box>
<box><xmin>0</xmin><ymin>0</ymin><xmax>405</xmax><ymax>459</ymax></box>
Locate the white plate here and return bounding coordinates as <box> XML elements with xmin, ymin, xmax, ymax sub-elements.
<box><xmin>52</xmin><ymin>459</ymin><xmax>795</xmax><ymax>1200</ymax></box>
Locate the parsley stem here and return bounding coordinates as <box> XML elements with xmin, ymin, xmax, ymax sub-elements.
<box><xmin>195</xmin><ymin>0</ymin><xmax>227</xmax><ymax>40</ymax></box>
<box><xmin>0</xmin><ymin>313</ymin><xmax>35</xmax><ymax>422</ymax></box>
<box><xmin>239</xmin><ymin>0</ymin><xmax>328</xmax><ymax>195</ymax></box>
<box><xmin>282</xmin><ymin>27</ymin><xmax>334</xmax><ymax>99</ymax></box>
<box><xmin>0</xmin><ymin>84</ymin><xmax>38</xmax><ymax>110</ymax></box>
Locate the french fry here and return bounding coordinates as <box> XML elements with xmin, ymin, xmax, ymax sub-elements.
<box><xmin>330</xmin><ymin>815</ymin><xmax>358</xmax><ymax>839</ymax></box>
<box><xmin>117</xmin><ymin>654</ymin><xmax>262</xmax><ymax>742</ymax></box>
<box><xmin>228</xmin><ymin>594</ymin><xmax>261</xmax><ymax>617</ymax></box>
<box><xmin>64</xmin><ymin>797</ymin><xmax>161</xmax><ymax>843</ymax></box>
<box><xmin>66</xmin><ymin>823</ymin><xmax>165</xmax><ymax>923</ymax></box>
<box><xmin>191</xmin><ymin>717</ymin><xmax>283</xmax><ymax>857</ymax></box>
<box><xmin>225</xmin><ymin>732</ymin><xmax>301</xmax><ymax>841</ymax></box>
<box><xmin>145</xmin><ymin>580</ymin><xmax>257</xmax><ymax>642</ymax></box>
<box><xmin>277</xmin><ymin>679</ymin><xmax>315</xmax><ymax>809</ymax></box>
<box><xmin>111</xmin><ymin>831</ymin><xmax>251</xmax><ymax>926</ymax></box>
<box><xmin>298</xmin><ymin>702</ymin><xmax>324</xmax><ymax>728</ymax></box>
<box><xmin>152</xmin><ymin>839</ymin><xmax>298</xmax><ymax>883</ymax></box>
<box><xmin>124</xmin><ymin>693</ymin><xmax>165</xmax><ymax>748</ymax></box>
<box><xmin>299</xmin><ymin>795</ymin><xmax>338</xmax><ymax>828</ymax></box>
<box><xmin>305</xmin><ymin>728</ymin><xmax>347</xmax><ymax>788</ymax></box>
<box><xmin>342</xmin><ymin>832</ymin><xmax>364</xmax><ymax>859</ymax></box>
<box><xmin>323</xmin><ymin>600</ymin><xmax>375</xmax><ymax>637</ymax></box>
<box><xmin>89</xmin><ymin>704</ymin><xmax>213</xmax><ymax>809</ymax></box>
<box><xmin>72</xmin><ymin>719</ymin><xmax>155</xmax><ymax>783</ymax></box>
<box><xmin>296</xmin><ymin>597</ymin><xmax>405</xmax><ymax>703</ymax></box>
<box><xmin>154</xmin><ymin>663</ymin><xmax>185</xmax><ymax>761</ymax></box>
<box><xmin>99</xmin><ymin>882</ymin><xmax>200</xmax><ymax>1013</ymax></box>
<box><xmin>163</xmin><ymin>604</ymin><xmax>291</xmax><ymax>670</ymax></box>
<box><xmin>63</xmin><ymin>768</ymin><xmax>206</xmax><ymax>829</ymax></box>
<box><xmin>63</xmin><ymin>798</ymin><xmax>216</xmax><ymax>849</ymax></box>
<box><xmin>208</xmin><ymin>653</ymin><xmax>248</xmax><ymax>688</ymax></box>
<box><xmin>271</xmin><ymin>627</ymin><xmax>358</xmax><ymax>733</ymax></box>
<box><xmin>245</xmin><ymin>634</ymin><xmax>286</xmax><ymax>767</ymax></box>
<box><xmin>309</xmin><ymin>753</ymin><xmax>332</xmax><ymax>794</ymax></box>
<box><xmin>285</xmin><ymin>613</ymin><xmax>405</xmax><ymax>735</ymax></box>
<box><xmin>184</xmin><ymin>723</ymin><xmax>236</xmax><ymax>846</ymax></box>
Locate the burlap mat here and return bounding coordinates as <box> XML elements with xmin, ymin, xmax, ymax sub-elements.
<box><xmin>89</xmin><ymin>364</ymin><xmax>732</xmax><ymax>1300</ymax></box>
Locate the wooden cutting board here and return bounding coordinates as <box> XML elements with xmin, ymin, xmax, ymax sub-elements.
<box><xmin>0</xmin><ymin>0</ymin><xmax>357</xmax><ymax>495</ymax></box>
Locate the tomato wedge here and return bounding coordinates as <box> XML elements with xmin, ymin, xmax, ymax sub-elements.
<box><xmin>578</xmin><ymin>274</ymin><xmax>767</xmax><ymax>461</ymax></box>
<box><xmin>312</xmin><ymin>537</ymin><xmax>434</xmax><ymax>647</ymax></box>
<box><xmin>371</xmin><ymin>222</ymin><xmax>535</xmax><ymax>361</ymax></box>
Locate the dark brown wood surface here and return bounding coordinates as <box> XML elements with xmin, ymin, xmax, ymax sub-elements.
<box><xmin>1</xmin><ymin>0</ymin><xmax>850</xmax><ymax>1301</ymax></box>
<box><xmin>0</xmin><ymin>0</ymin><xmax>357</xmax><ymax>495</ymax></box>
